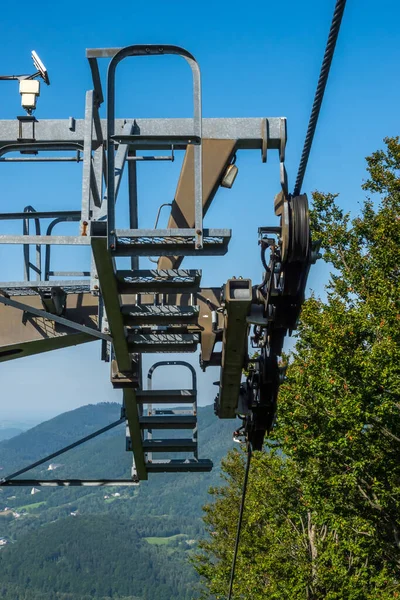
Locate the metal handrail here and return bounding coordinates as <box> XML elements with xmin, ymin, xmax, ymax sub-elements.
<box><xmin>44</xmin><ymin>216</ymin><xmax>85</xmax><ymax>280</ymax></box>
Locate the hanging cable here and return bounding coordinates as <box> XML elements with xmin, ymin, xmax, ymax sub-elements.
<box><xmin>227</xmin><ymin>443</ymin><xmax>252</xmax><ymax>600</ymax></box>
<box><xmin>293</xmin><ymin>0</ymin><xmax>347</xmax><ymax>197</ymax></box>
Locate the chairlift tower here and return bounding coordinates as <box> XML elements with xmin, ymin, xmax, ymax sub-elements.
<box><xmin>0</xmin><ymin>45</ymin><xmax>316</xmax><ymax>487</ymax></box>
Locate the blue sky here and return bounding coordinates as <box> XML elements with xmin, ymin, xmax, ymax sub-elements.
<box><xmin>0</xmin><ymin>0</ymin><xmax>399</xmax><ymax>422</ymax></box>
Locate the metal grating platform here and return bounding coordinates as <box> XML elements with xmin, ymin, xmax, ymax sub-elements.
<box><xmin>114</xmin><ymin>230</ymin><xmax>231</xmax><ymax>257</ymax></box>
<box><xmin>0</xmin><ymin>281</ymin><xmax>91</xmax><ymax>296</ymax></box>
<box><xmin>127</xmin><ymin>333</ymin><xmax>200</xmax><ymax>353</ymax></box>
<box><xmin>116</xmin><ymin>269</ymin><xmax>201</xmax><ymax>293</ymax></box>
<box><xmin>122</xmin><ymin>305</ymin><xmax>199</xmax><ymax>326</ymax></box>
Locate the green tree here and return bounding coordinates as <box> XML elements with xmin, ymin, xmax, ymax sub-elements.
<box><xmin>194</xmin><ymin>137</ymin><xmax>400</xmax><ymax>599</ymax></box>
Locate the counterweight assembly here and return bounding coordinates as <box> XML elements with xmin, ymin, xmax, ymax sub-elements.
<box><xmin>0</xmin><ymin>44</ymin><xmax>315</xmax><ymax>486</ymax></box>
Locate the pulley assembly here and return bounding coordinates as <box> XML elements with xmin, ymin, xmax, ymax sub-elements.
<box><xmin>207</xmin><ymin>191</ymin><xmax>319</xmax><ymax>451</ymax></box>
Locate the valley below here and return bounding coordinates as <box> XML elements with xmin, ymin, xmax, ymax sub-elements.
<box><xmin>0</xmin><ymin>402</ymin><xmax>236</xmax><ymax>600</ymax></box>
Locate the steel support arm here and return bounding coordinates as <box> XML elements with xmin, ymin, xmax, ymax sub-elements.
<box><xmin>0</xmin><ymin>295</ymin><xmax>111</xmax><ymax>343</ymax></box>
<box><xmin>216</xmin><ymin>279</ymin><xmax>253</xmax><ymax>419</ymax></box>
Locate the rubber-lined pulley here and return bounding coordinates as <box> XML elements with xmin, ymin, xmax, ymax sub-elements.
<box><xmin>289</xmin><ymin>194</ymin><xmax>310</xmax><ymax>262</ymax></box>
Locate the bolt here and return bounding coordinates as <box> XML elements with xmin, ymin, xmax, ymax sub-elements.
<box><xmin>196</xmin><ymin>243</ymin><xmax>203</xmax><ymax>249</ymax></box>
<box><xmin>110</xmin><ymin>244</ymin><xmax>115</xmax><ymax>250</ymax></box>
<box><xmin>196</xmin><ymin>229</ymin><xmax>202</xmax><ymax>235</ymax></box>
<box><xmin>158</xmin><ymin>47</ymin><xmax>163</xmax><ymax>52</ymax></box>
<box><xmin>94</xmin><ymin>274</ymin><xmax>99</xmax><ymax>279</ymax></box>
<box><xmin>94</xmin><ymin>285</ymin><xmax>99</xmax><ymax>290</ymax></box>
<box><xmin>145</xmin><ymin>47</ymin><xmax>150</xmax><ymax>53</ymax></box>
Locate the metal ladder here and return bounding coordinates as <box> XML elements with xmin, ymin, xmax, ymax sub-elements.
<box><xmin>130</xmin><ymin>361</ymin><xmax>212</xmax><ymax>473</ymax></box>
<box><xmin>91</xmin><ymin>45</ymin><xmax>227</xmax><ymax>479</ymax></box>
<box><xmin>105</xmin><ymin>45</ymin><xmax>231</xmax><ymax>256</ymax></box>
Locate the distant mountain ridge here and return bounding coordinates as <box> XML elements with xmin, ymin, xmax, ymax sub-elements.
<box><xmin>0</xmin><ymin>428</ymin><xmax>23</xmax><ymax>442</ymax></box>
<box><xmin>0</xmin><ymin>401</ymin><xmax>238</xmax><ymax>600</ymax></box>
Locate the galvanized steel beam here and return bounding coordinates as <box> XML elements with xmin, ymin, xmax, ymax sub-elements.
<box><xmin>0</xmin><ymin>118</ymin><xmax>285</xmax><ymax>151</ymax></box>
<box><xmin>124</xmin><ymin>388</ymin><xmax>147</xmax><ymax>481</ymax></box>
<box><xmin>91</xmin><ymin>237</ymin><xmax>131</xmax><ymax>371</ymax></box>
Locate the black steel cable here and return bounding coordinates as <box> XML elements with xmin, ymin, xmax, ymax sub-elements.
<box><xmin>293</xmin><ymin>0</ymin><xmax>347</xmax><ymax>197</ymax></box>
<box><xmin>227</xmin><ymin>443</ymin><xmax>252</xmax><ymax>600</ymax></box>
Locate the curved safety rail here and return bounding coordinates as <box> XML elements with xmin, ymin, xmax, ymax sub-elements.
<box><xmin>147</xmin><ymin>359</ymin><xmax>197</xmax><ymax>392</ymax></box>
<box><xmin>106</xmin><ymin>45</ymin><xmax>203</xmax><ymax>248</ymax></box>
<box><xmin>44</xmin><ymin>216</ymin><xmax>88</xmax><ymax>280</ymax></box>
<box><xmin>146</xmin><ymin>360</ymin><xmax>198</xmax><ymax>462</ymax></box>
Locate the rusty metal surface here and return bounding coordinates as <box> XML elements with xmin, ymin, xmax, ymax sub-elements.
<box><xmin>217</xmin><ymin>279</ymin><xmax>252</xmax><ymax>418</ymax></box>
<box><xmin>196</xmin><ymin>288</ymin><xmax>221</xmax><ymax>362</ymax></box>
<box><xmin>0</xmin><ymin>293</ymin><xmax>98</xmax><ymax>362</ymax></box>
<box><xmin>0</xmin><ymin>332</ymin><xmax>95</xmax><ymax>363</ymax></box>
<box><xmin>158</xmin><ymin>139</ymin><xmax>236</xmax><ymax>270</ymax></box>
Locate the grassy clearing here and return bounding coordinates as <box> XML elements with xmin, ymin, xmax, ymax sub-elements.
<box><xmin>16</xmin><ymin>501</ymin><xmax>46</xmax><ymax>511</ymax></box>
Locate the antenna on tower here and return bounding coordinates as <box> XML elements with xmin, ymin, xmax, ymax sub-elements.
<box><xmin>0</xmin><ymin>50</ymin><xmax>50</xmax><ymax>113</ymax></box>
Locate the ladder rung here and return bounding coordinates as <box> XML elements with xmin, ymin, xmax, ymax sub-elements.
<box><xmin>146</xmin><ymin>459</ymin><xmax>213</xmax><ymax>473</ymax></box>
<box><xmin>154</xmin><ymin>409</ymin><xmax>194</xmax><ymax>415</ymax></box>
<box><xmin>116</xmin><ymin>269</ymin><xmax>201</xmax><ymax>294</ymax></box>
<box><xmin>113</xmin><ymin>229</ymin><xmax>231</xmax><ymax>257</ymax></box>
<box><xmin>143</xmin><ymin>439</ymin><xmax>197</xmax><ymax>452</ymax></box>
<box><xmin>139</xmin><ymin>415</ymin><xmax>196</xmax><ymax>429</ymax></box>
<box><xmin>135</xmin><ymin>389</ymin><xmax>196</xmax><ymax>404</ymax></box>
<box><xmin>127</xmin><ymin>333</ymin><xmax>199</xmax><ymax>353</ymax></box>
<box><xmin>122</xmin><ymin>305</ymin><xmax>199</xmax><ymax>326</ymax></box>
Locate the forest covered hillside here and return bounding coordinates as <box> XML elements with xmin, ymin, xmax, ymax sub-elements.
<box><xmin>0</xmin><ymin>402</ymin><xmax>237</xmax><ymax>599</ymax></box>
<box><xmin>0</xmin><ymin>428</ymin><xmax>23</xmax><ymax>442</ymax></box>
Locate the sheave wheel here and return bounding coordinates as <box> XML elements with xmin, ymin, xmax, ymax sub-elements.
<box><xmin>289</xmin><ymin>194</ymin><xmax>310</xmax><ymax>263</ymax></box>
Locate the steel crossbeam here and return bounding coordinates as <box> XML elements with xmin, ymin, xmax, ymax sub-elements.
<box><xmin>0</xmin><ymin>117</ymin><xmax>286</xmax><ymax>151</ymax></box>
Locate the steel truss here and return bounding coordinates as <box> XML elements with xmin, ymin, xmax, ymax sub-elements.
<box><xmin>0</xmin><ymin>44</ymin><xmax>314</xmax><ymax>485</ymax></box>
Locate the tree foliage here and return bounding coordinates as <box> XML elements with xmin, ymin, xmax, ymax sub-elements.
<box><xmin>195</xmin><ymin>137</ymin><xmax>400</xmax><ymax>599</ymax></box>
